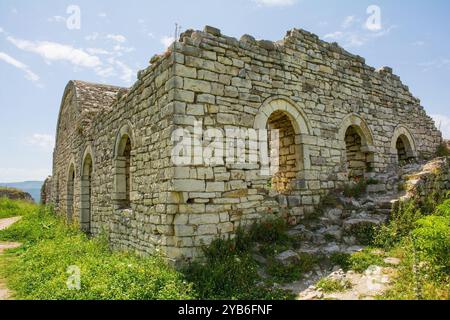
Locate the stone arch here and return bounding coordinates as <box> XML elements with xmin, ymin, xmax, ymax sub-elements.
<box><xmin>254</xmin><ymin>97</ymin><xmax>313</xmax><ymax>193</ymax></box>
<box><xmin>80</xmin><ymin>145</ymin><xmax>94</xmax><ymax>233</ymax></box>
<box><xmin>254</xmin><ymin>96</ymin><xmax>313</xmax><ymax>136</ymax></box>
<box><xmin>113</xmin><ymin>122</ymin><xmax>135</xmax><ymax>209</ymax></box>
<box><xmin>66</xmin><ymin>160</ymin><xmax>76</xmax><ymax>222</ymax></box>
<box><xmin>338</xmin><ymin>114</ymin><xmax>376</xmax><ymax>180</ymax></box>
<box><xmin>390</xmin><ymin>125</ymin><xmax>417</xmax><ymax>163</ymax></box>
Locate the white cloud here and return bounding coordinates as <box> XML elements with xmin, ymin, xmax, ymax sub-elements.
<box><xmin>419</xmin><ymin>58</ymin><xmax>450</xmax><ymax>72</ymax></box>
<box><xmin>98</xmin><ymin>12</ymin><xmax>107</xmax><ymax>18</ymax></box>
<box><xmin>5</xmin><ymin>33</ymin><xmax>134</xmax><ymax>85</ymax></box>
<box><xmin>85</xmin><ymin>32</ymin><xmax>100</xmax><ymax>41</ymax></box>
<box><xmin>0</xmin><ymin>27</ymin><xmax>4</xmax><ymax>34</ymax></box>
<box><xmin>113</xmin><ymin>44</ymin><xmax>135</xmax><ymax>54</ymax></box>
<box><xmin>86</xmin><ymin>48</ymin><xmax>112</xmax><ymax>55</ymax></box>
<box><xmin>115</xmin><ymin>60</ymin><xmax>134</xmax><ymax>83</ymax></box>
<box><xmin>432</xmin><ymin>114</ymin><xmax>450</xmax><ymax>139</ymax></box>
<box><xmin>322</xmin><ymin>16</ymin><xmax>396</xmax><ymax>48</ymax></box>
<box><xmin>0</xmin><ymin>168</ymin><xmax>50</xmax><ymax>183</ymax></box>
<box><xmin>47</xmin><ymin>15</ymin><xmax>66</xmax><ymax>23</ymax></box>
<box><xmin>342</xmin><ymin>16</ymin><xmax>357</xmax><ymax>29</ymax></box>
<box><xmin>253</xmin><ymin>0</ymin><xmax>297</xmax><ymax>7</ymax></box>
<box><xmin>412</xmin><ymin>41</ymin><xmax>426</xmax><ymax>46</ymax></box>
<box><xmin>7</xmin><ymin>36</ymin><xmax>102</xmax><ymax>68</ymax></box>
<box><xmin>27</xmin><ymin>134</ymin><xmax>54</xmax><ymax>150</ymax></box>
<box><xmin>106</xmin><ymin>34</ymin><xmax>127</xmax><ymax>43</ymax></box>
<box><xmin>324</xmin><ymin>31</ymin><xmax>344</xmax><ymax>40</ymax></box>
<box><xmin>0</xmin><ymin>52</ymin><xmax>40</xmax><ymax>82</ymax></box>
<box><xmin>160</xmin><ymin>36</ymin><xmax>175</xmax><ymax>49</ymax></box>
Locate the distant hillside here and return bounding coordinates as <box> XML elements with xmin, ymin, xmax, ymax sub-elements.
<box><xmin>0</xmin><ymin>181</ymin><xmax>44</xmax><ymax>203</ymax></box>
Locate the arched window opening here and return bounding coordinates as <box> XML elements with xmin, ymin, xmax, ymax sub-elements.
<box><xmin>67</xmin><ymin>164</ymin><xmax>75</xmax><ymax>222</ymax></box>
<box><xmin>396</xmin><ymin>137</ymin><xmax>407</xmax><ymax>162</ymax></box>
<box><xmin>267</xmin><ymin>111</ymin><xmax>299</xmax><ymax>193</ymax></box>
<box><xmin>114</xmin><ymin>134</ymin><xmax>132</xmax><ymax>209</ymax></box>
<box><xmin>344</xmin><ymin>126</ymin><xmax>367</xmax><ymax>181</ymax></box>
<box><xmin>81</xmin><ymin>154</ymin><xmax>92</xmax><ymax>234</ymax></box>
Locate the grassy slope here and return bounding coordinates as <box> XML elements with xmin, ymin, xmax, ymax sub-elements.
<box><xmin>0</xmin><ymin>197</ymin><xmax>36</xmax><ymax>219</ymax></box>
<box><xmin>0</xmin><ymin>204</ymin><xmax>195</xmax><ymax>300</ymax></box>
<box><xmin>0</xmin><ymin>201</ymin><xmax>291</xmax><ymax>300</ymax></box>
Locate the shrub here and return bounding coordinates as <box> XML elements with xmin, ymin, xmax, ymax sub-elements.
<box><xmin>343</xmin><ymin>179</ymin><xmax>367</xmax><ymax>198</ymax></box>
<box><xmin>412</xmin><ymin>215</ymin><xmax>450</xmax><ymax>274</ymax></box>
<box><xmin>183</xmin><ymin>237</ymin><xmax>292</xmax><ymax>300</ymax></box>
<box><xmin>266</xmin><ymin>253</ymin><xmax>317</xmax><ymax>284</ymax></box>
<box><xmin>436</xmin><ymin>143</ymin><xmax>450</xmax><ymax>157</ymax></box>
<box><xmin>330</xmin><ymin>252</ymin><xmax>351</xmax><ymax>271</ymax></box>
<box><xmin>349</xmin><ymin>249</ymin><xmax>384</xmax><ymax>273</ymax></box>
<box><xmin>247</xmin><ymin>217</ymin><xmax>290</xmax><ymax>245</ymax></box>
<box><xmin>320</xmin><ymin>193</ymin><xmax>340</xmax><ymax>207</ymax></box>
<box><xmin>351</xmin><ymin>223</ymin><xmax>378</xmax><ymax>246</ymax></box>
<box><xmin>374</xmin><ymin>200</ymin><xmax>423</xmax><ymax>249</ymax></box>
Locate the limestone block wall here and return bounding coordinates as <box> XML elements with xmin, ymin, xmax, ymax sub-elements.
<box><xmin>50</xmin><ymin>25</ymin><xmax>443</xmax><ymax>262</ymax></box>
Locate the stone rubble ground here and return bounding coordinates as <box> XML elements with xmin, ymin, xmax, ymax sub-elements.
<box><xmin>0</xmin><ymin>216</ymin><xmax>22</xmax><ymax>300</ymax></box>
<box><xmin>261</xmin><ymin>159</ymin><xmax>445</xmax><ymax>300</ymax></box>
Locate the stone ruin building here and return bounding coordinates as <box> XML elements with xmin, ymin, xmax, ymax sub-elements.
<box><xmin>45</xmin><ymin>26</ymin><xmax>443</xmax><ymax>262</ymax></box>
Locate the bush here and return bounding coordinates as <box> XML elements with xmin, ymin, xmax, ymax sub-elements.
<box><xmin>247</xmin><ymin>217</ymin><xmax>290</xmax><ymax>245</ymax></box>
<box><xmin>380</xmin><ymin>197</ymin><xmax>450</xmax><ymax>300</ymax></box>
<box><xmin>343</xmin><ymin>179</ymin><xmax>367</xmax><ymax>198</ymax></box>
<box><xmin>0</xmin><ymin>197</ymin><xmax>37</xmax><ymax>219</ymax></box>
<box><xmin>330</xmin><ymin>252</ymin><xmax>351</xmax><ymax>271</ymax></box>
<box><xmin>374</xmin><ymin>200</ymin><xmax>423</xmax><ymax>249</ymax></box>
<box><xmin>413</xmin><ymin>215</ymin><xmax>450</xmax><ymax>274</ymax></box>
<box><xmin>436</xmin><ymin>143</ymin><xmax>450</xmax><ymax>157</ymax></box>
<box><xmin>349</xmin><ymin>249</ymin><xmax>385</xmax><ymax>273</ymax></box>
<box><xmin>265</xmin><ymin>253</ymin><xmax>317</xmax><ymax>284</ymax></box>
<box><xmin>183</xmin><ymin>237</ymin><xmax>292</xmax><ymax>300</ymax></box>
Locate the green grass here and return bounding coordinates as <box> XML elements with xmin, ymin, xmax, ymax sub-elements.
<box><xmin>316</xmin><ymin>278</ymin><xmax>352</xmax><ymax>293</ymax></box>
<box><xmin>0</xmin><ymin>200</ymin><xmax>294</xmax><ymax>300</ymax></box>
<box><xmin>348</xmin><ymin>248</ymin><xmax>385</xmax><ymax>273</ymax></box>
<box><xmin>266</xmin><ymin>253</ymin><xmax>317</xmax><ymax>284</ymax></box>
<box><xmin>0</xmin><ymin>197</ymin><xmax>36</xmax><ymax>219</ymax></box>
<box><xmin>0</xmin><ymin>204</ymin><xmax>195</xmax><ymax>300</ymax></box>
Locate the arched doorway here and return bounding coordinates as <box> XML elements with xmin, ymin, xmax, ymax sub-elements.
<box><xmin>339</xmin><ymin>114</ymin><xmax>376</xmax><ymax>181</ymax></box>
<box><xmin>113</xmin><ymin>124</ymin><xmax>134</xmax><ymax>209</ymax></box>
<box><xmin>254</xmin><ymin>97</ymin><xmax>313</xmax><ymax>194</ymax></box>
<box><xmin>267</xmin><ymin>110</ymin><xmax>299</xmax><ymax>193</ymax></box>
<box><xmin>390</xmin><ymin>126</ymin><xmax>417</xmax><ymax>165</ymax></box>
<box><xmin>344</xmin><ymin>126</ymin><xmax>367</xmax><ymax>180</ymax></box>
<box><xmin>81</xmin><ymin>153</ymin><xmax>93</xmax><ymax>233</ymax></box>
<box><xmin>66</xmin><ymin>164</ymin><xmax>75</xmax><ymax>222</ymax></box>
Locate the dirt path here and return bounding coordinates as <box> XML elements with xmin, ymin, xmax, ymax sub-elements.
<box><xmin>0</xmin><ymin>216</ymin><xmax>22</xmax><ymax>300</ymax></box>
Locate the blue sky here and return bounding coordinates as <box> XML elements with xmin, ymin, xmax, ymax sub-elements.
<box><xmin>0</xmin><ymin>0</ymin><xmax>449</xmax><ymax>182</ymax></box>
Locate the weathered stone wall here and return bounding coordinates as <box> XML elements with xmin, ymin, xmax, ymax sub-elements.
<box><xmin>50</xmin><ymin>26</ymin><xmax>443</xmax><ymax>262</ymax></box>
<box><xmin>40</xmin><ymin>176</ymin><xmax>52</xmax><ymax>204</ymax></box>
